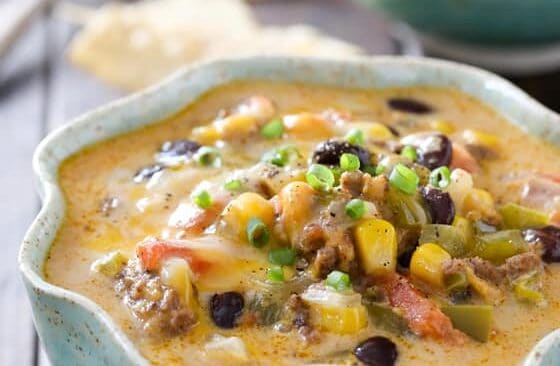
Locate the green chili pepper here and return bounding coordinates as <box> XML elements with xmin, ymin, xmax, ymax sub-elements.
<box><xmin>512</xmin><ymin>272</ymin><xmax>545</xmax><ymax>304</ymax></box>
<box><xmin>444</xmin><ymin>272</ymin><xmax>469</xmax><ymax>293</ymax></box>
<box><xmin>440</xmin><ymin>304</ymin><xmax>493</xmax><ymax>342</ymax></box>
<box><xmin>365</xmin><ymin>303</ymin><xmax>409</xmax><ymax>334</ymax></box>
<box><xmin>472</xmin><ymin>230</ymin><xmax>527</xmax><ymax>264</ymax></box>
<box><xmin>499</xmin><ymin>203</ymin><xmax>549</xmax><ymax>229</ymax></box>
<box><xmin>419</xmin><ymin>224</ymin><xmax>467</xmax><ymax>257</ymax></box>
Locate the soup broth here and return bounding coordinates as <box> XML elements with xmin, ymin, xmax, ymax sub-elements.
<box><xmin>46</xmin><ymin>81</ymin><xmax>560</xmax><ymax>365</ymax></box>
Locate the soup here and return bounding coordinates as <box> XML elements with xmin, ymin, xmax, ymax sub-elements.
<box><xmin>45</xmin><ymin>81</ymin><xmax>560</xmax><ymax>365</ymax></box>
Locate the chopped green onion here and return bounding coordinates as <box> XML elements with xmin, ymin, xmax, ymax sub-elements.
<box><xmin>340</xmin><ymin>153</ymin><xmax>361</xmax><ymax>171</ymax></box>
<box><xmin>430</xmin><ymin>166</ymin><xmax>451</xmax><ymax>189</ymax></box>
<box><xmin>375</xmin><ymin>165</ymin><xmax>386</xmax><ymax>176</ymax></box>
<box><xmin>345</xmin><ymin>128</ymin><xmax>365</xmax><ymax>145</ymax></box>
<box><xmin>266</xmin><ymin>266</ymin><xmax>284</xmax><ymax>282</ymax></box>
<box><xmin>306</xmin><ymin>164</ymin><xmax>335</xmax><ymax>191</ymax></box>
<box><xmin>261</xmin><ymin>118</ymin><xmax>284</xmax><ymax>139</ymax></box>
<box><xmin>263</xmin><ymin>150</ymin><xmax>287</xmax><ymax>167</ymax></box>
<box><xmin>400</xmin><ymin>145</ymin><xmax>417</xmax><ymax>161</ymax></box>
<box><xmin>224</xmin><ymin>179</ymin><xmax>242</xmax><ymax>191</ymax></box>
<box><xmin>325</xmin><ymin>270</ymin><xmax>351</xmax><ymax>291</ymax></box>
<box><xmin>345</xmin><ymin>199</ymin><xmax>366</xmax><ymax>220</ymax></box>
<box><xmin>268</xmin><ymin>247</ymin><xmax>296</xmax><ymax>266</ymax></box>
<box><xmin>389</xmin><ymin>163</ymin><xmax>419</xmax><ymax>195</ymax></box>
<box><xmin>246</xmin><ymin>217</ymin><xmax>270</xmax><ymax>247</ymax></box>
<box><xmin>262</xmin><ymin>145</ymin><xmax>299</xmax><ymax>167</ymax></box>
<box><xmin>194</xmin><ymin>146</ymin><xmax>221</xmax><ymax>167</ymax></box>
<box><xmin>191</xmin><ymin>190</ymin><xmax>212</xmax><ymax>209</ymax></box>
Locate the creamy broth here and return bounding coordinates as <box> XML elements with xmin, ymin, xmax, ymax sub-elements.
<box><xmin>46</xmin><ymin>81</ymin><xmax>560</xmax><ymax>365</ymax></box>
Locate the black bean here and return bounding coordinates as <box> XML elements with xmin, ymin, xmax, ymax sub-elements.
<box><xmin>401</xmin><ymin>133</ymin><xmax>452</xmax><ymax>170</ymax></box>
<box><xmin>353</xmin><ymin>336</ymin><xmax>398</xmax><ymax>366</ymax></box>
<box><xmin>156</xmin><ymin>139</ymin><xmax>201</xmax><ymax>165</ymax></box>
<box><xmin>133</xmin><ymin>164</ymin><xmax>164</xmax><ymax>183</ymax></box>
<box><xmin>209</xmin><ymin>292</ymin><xmax>244</xmax><ymax>329</ymax></box>
<box><xmin>312</xmin><ymin>139</ymin><xmax>371</xmax><ymax>168</ymax></box>
<box><xmin>420</xmin><ymin>186</ymin><xmax>455</xmax><ymax>225</ymax></box>
<box><xmin>522</xmin><ymin>226</ymin><xmax>560</xmax><ymax>263</ymax></box>
<box><xmin>388</xmin><ymin>98</ymin><xmax>433</xmax><ymax>114</ymax></box>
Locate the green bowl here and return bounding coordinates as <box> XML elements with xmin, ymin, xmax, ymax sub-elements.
<box><xmin>360</xmin><ymin>0</ymin><xmax>560</xmax><ymax>45</ymax></box>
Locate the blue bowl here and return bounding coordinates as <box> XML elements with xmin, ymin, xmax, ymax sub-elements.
<box><xmin>19</xmin><ymin>56</ymin><xmax>560</xmax><ymax>365</ymax></box>
<box><xmin>359</xmin><ymin>0</ymin><xmax>560</xmax><ymax>45</ymax></box>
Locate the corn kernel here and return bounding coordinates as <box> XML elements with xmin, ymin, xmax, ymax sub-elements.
<box><xmin>429</xmin><ymin>120</ymin><xmax>456</xmax><ymax>134</ymax></box>
<box><xmin>463</xmin><ymin>188</ymin><xmax>498</xmax><ymax>223</ymax></box>
<box><xmin>410</xmin><ymin>243</ymin><xmax>451</xmax><ymax>288</ymax></box>
<box><xmin>310</xmin><ymin>304</ymin><xmax>368</xmax><ymax>334</ymax></box>
<box><xmin>353</xmin><ymin>219</ymin><xmax>397</xmax><ymax>275</ymax></box>
<box><xmin>368</xmin><ymin>122</ymin><xmax>394</xmax><ymax>140</ymax></box>
<box><xmin>222</xmin><ymin>192</ymin><xmax>275</xmax><ymax>241</ymax></box>
<box><xmin>191</xmin><ymin>125</ymin><xmax>220</xmax><ymax>145</ymax></box>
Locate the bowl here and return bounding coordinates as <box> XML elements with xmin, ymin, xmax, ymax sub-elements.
<box><xmin>358</xmin><ymin>0</ymin><xmax>560</xmax><ymax>46</ymax></box>
<box><xmin>19</xmin><ymin>56</ymin><xmax>560</xmax><ymax>365</ymax></box>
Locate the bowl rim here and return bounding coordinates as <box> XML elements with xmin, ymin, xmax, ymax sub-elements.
<box><xmin>18</xmin><ymin>55</ymin><xmax>560</xmax><ymax>365</ymax></box>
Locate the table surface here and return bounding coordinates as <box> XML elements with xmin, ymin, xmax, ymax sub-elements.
<box><xmin>0</xmin><ymin>0</ymin><xmax>415</xmax><ymax>364</ymax></box>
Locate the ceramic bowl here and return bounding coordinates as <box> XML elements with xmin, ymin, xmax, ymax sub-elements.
<box><xmin>359</xmin><ymin>0</ymin><xmax>560</xmax><ymax>46</ymax></box>
<box><xmin>19</xmin><ymin>56</ymin><xmax>560</xmax><ymax>365</ymax></box>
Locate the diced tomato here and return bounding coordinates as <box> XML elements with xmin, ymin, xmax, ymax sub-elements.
<box><xmin>378</xmin><ymin>273</ymin><xmax>466</xmax><ymax>344</ymax></box>
<box><xmin>451</xmin><ymin>143</ymin><xmax>478</xmax><ymax>173</ymax></box>
<box><xmin>137</xmin><ymin>240</ymin><xmax>212</xmax><ymax>273</ymax></box>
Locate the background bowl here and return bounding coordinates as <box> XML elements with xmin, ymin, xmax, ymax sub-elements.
<box><xmin>359</xmin><ymin>0</ymin><xmax>560</xmax><ymax>46</ymax></box>
<box><xmin>19</xmin><ymin>56</ymin><xmax>560</xmax><ymax>365</ymax></box>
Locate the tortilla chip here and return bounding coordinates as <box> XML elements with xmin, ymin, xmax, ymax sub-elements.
<box><xmin>68</xmin><ymin>0</ymin><xmax>362</xmax><ymax>90</ymax></box>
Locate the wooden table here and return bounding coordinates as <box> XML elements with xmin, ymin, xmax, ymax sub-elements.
<box><xmin>0</xmin><ymin>0</ymin><xmax>416</xmax><ymax>364</ymax></box>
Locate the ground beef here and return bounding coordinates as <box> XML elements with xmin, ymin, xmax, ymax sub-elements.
<box><xmin>317</xmin><ymin>201</ymin><xmax>357</xmax><ymax>272</ymax></box>
<box><xmin>286</xmin><ymin>294</ymin><xmax>319</xmax><ymax>343</ymax></box>
<box><xmin>297</xmin><ymin>223</ymin><xmax>326</xmax><ymax>254</ymax></box>
<box><xmin>470</xmin><ymin>257</ymin><xmax>506</xmax><ymax>284</ymax></box>
<box><xmin>340</xmin><ymin>171</ymin><xmax>364</xmax><ymax>197</ymax></box>
<box><xmin>443</xmin><ymin>252</ymin><xmax>543</xmax><ymax>285</ymax></box>
<box><xmin>502</xmin><ymin>252</ymin><xmax>543</xmax><ymax>278</ymax></box>
<box><xmin>443</xmin><ymin>257</ymin><xmax>504</xmax><ymax>285</ymax></box>
<box><xmin>312</xmin><ymin>246</ymin><xmax>337</xmax><ymax>278</ymax></box>
<box><xmin>339</xmin><ymin>171</ymin><xmax>388</xmax><ymax>202</ymax></box>
<box><xmin>115</xmin><ymin>259</ymin><xmax>196</xmax><ymax>336</ymax></box>
<box><xmin>362</xmin><ymin>174</ymin><xmax>389</xmax><ymax>202</ymax></box>
<box><xmin>335</xmin><ymin>231</ymin><xmax>358</xmax><ymax>274</ymax></box>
